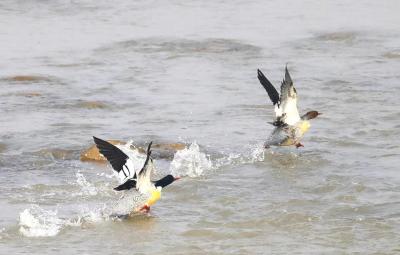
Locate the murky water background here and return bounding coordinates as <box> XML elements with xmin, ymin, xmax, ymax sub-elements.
<box><xmin>1</xmin><ymin>0</ymin><xmax>400</xmax><ymax>254</ymax></box>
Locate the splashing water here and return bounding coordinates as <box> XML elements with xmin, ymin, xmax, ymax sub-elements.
<box><xmin>76</xmin><ymin>172</ymin><xmax>98</xmax><ymax>196</ymax></box>
<box><xmin>212</xmin><ymin>143</ymin><xmax>265</xmax><ymax>169</ymax></box>
<box><xmin>169</xmin><ymin>142</ymin><xmax>265</xmax><ymax>177</ymax></box>
<box><xmin>19</xmin><ymin>205</ymin><xmax>81</xmax><ymax>237</ymax></box>
<box><xmin>0</xmin><ymin>227</ymin><xmax>5</xmax><ymax>239</ymax></box>
<box><xmin>16</xmin><ymin>143</ymin><xmax>265</xmax><ymax>238</ymax></box>
<box><xmin>18</xmin><ymin>203</ymin><xmax>133</xmax><ymax>238</ymax></box>
<box><xmin>170</xmin><ymin>142</ymin><xmax>212</xmax><ymax>177</ymax></box>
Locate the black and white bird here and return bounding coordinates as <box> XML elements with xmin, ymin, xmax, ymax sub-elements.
<box><xmin>93</xmin><ymin>136</ymin><xmax>180</xmax><ymax>212</ymax></box>
<box><xmin>257</xmin><ymin>66</ymin><xmax>321</xmax><ymax>148</ymax></box>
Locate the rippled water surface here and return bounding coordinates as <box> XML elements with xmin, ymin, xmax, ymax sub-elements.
<box><xmin>1</xmin><ymin>0</ymin><xmax>400</xmax><ymax>254</ymax></box>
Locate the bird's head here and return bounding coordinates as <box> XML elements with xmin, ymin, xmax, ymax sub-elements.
<box><xmin>303</xmin><ymin>111</ymin><xmax>321</xmax><ymax>120</ymax></box>
<box><xmin>154</xmin><ymin>174</ymin><xmax>180</xmax><ymax>189</ymax></box>
<box><xmin>141</xmin><ymin>175</ymin><xmax>180</xmax><ymax>211</ymax></box>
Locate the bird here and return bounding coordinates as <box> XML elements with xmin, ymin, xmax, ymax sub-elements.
<box><xmin>257</xmin><ymin>66</ymin><xmax>321</xmax><ymax>148</ymax></box>
<box><xmin>93</xmin><ymin>136</ymin><xmax>180</xmax><ymax>213</ymax></box>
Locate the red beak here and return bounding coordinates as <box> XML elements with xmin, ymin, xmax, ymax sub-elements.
<box><xmin>174</xmin><ymin>176</ymin><xmax>181</xmax><ymax>181</ymax></box>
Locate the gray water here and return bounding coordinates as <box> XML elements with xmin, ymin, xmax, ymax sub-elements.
<box><xmin>1</xmin><ymin>0</ymin><xmax>400</xmax><ymax>254</ymax></box>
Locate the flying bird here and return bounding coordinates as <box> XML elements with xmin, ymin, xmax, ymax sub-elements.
<box><xmin>93</xmin><ymin>136</ymin><xmax>180</xmax><ymax>213</ymax></box>
<box><xmin>257</xmin><ymin>66</ymin><xmax>321</xmax><ymax>148</ymax></box>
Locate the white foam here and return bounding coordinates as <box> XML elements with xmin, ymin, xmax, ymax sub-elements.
<box><xmin>19</xmin><ymin>205</ymin><xmax>81</xmax><ymax>237</ymax></box>
<box><xmin>0</xmin><ymin>227</ymin><xmax>5</xmax><ymax>239</ymax></box>
<box><xmin>169</xmin><ymin>142</ymin><xmax>265</xmax><ymax>177</ymax></box>
<box><xmin>78</xmin><ymin>204</ymin><xmax>108</xmax><ymax>223</ymax></box>
<box><xmin>250</xmin><ymin>144</ymin><xmax>265</xmax><ymax>162</ymax></box>
<box><xmin>210</xmin><ymin>143</ymin><xmax>265</xmax><ymax>170</ymax></box>
<box><xmin>76</xmin><ymin>172</ymin><xmax>98</xmax><ymax>196</ymax></box>
<box><xmin>170</xmin><ymin>142</ymin><xmax>212</xmax><ymax>177</ymax></box>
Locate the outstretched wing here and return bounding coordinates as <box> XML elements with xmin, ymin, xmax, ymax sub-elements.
<box><xmin>136</xmin><ymin>142</ymin><xmax>154</xmax><ymax>194</ymax></box>
<box><xmin>93</xmin><ymin>136</ymin><xmax>135</xmax><ymax>180</ymax></box>
<box><xmin>258</xmin><ymin>68</ymin><xmax>283</xmax><ymax>118</ymax></box>
<box><xmin>257</xmin><ymin>69</ymin><xmax>280</xmax><ymax>105</ymax></box>
<box><xmin>279</xmin><ymin>67</ymin><xmax>300</xmax><ymax>125</ymax></box>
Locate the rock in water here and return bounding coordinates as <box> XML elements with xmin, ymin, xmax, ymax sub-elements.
<box><xmin>76</xmin><ymin>101</ymin><xmax>108</xmax><ymax>109</ymax></box>
<box><xmin>4</xmin><ymin>75</ymin><xmax>52</xmax><ymax>83</ymax></box>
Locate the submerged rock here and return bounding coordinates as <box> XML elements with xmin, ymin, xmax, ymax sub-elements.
<box><xmin>315</xmin><ymin>31</ymin><xmax>357</xmax><ymax>42</ymax></box>
<box><xmin>383</xmin><ymin>51</ymin><xmax>400</xmax><ymax>59</ymax></box>
<box><xmin>0</xmin><ymin>143</ymin><xmax>6</xmax><ymax>153</ymax></box>
<box><xmin>17</xmin><ymin>92</ymin><xmax>42</xmax><ymax>97</ymax></box>
<box><xmin>76</xmin><ymin>101</ymin><xmax>108</xmax><ymax>109</ymax></box>
<box><xmin>4</xmin><ymin>75</ymin><xmax>52</xmax><ymax>83</ymax></box>
<box><xmin>80</xmin><ymin>140</ymin><xmax>186</xmax><ymax>162</ymax></box>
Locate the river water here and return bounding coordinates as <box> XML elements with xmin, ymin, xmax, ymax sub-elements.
<box><xmin>0</xmin><ymin>0</ymin><xmax>399</xmax><ymax>254</ymax></box>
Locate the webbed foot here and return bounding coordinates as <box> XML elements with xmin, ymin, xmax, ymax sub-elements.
<box><xmin>139</xmin><ymin>205</ymin><xmax>150</xmax><ymax>213</ymax></box>
<box><xmin>295</xmin><ymin>143</ymin><xmax>304</xmax><ymax>148</ymax></box>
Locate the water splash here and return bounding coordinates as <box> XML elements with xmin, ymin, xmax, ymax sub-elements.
<box><xmin>77</xmin><ymin>204</ymin><xmax>109</xmax><ymax>223</ymax></box>
<box><xmin>169</xmin><ymin>142</ymin><xmax>265</xmax><ymax>177</ymax></box>
<box><xmin>19</xmin><ymin>205</ymin><xmax>81</xmax><ymax>237</ymax></box>
<box><xmin>0</xmin><ymin>227</ymin><xmax>5</xmax><ymax>239</ymax></box>
<box><xmin>170</xmin><ymin>142</ymin><xmax>212</xmax><ymax>177</ymax></box>
<box><xmin>76</xmin><ymin>172</ymin><xmax>98</xmax><ymax>196</ymax></box>
<box><xmin>213</xmin><ymin>143</ymin><xmax>265</xmax><ymax>169</ymax></box>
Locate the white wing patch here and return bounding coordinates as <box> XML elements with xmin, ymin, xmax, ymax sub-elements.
<box><xmin>274</xmin><ymin>104</ymin><xmax>283</xmax><ymax>118</ymax></box>
<box><xmin>115</xmin><ymin>143</ymin><xmax>146</xmax><ymax>183</ymax></box>
<box><xmin>136</xmin><ymin>160</ymin><xmax>156</xmax><ymax>194</ymax></box>
<box><xmin>273</xmin><ymin>96</ymin><xmax>300</xmax><ymax>126</ymax></box>
<box><xmin>280</xmin><ymin>96</ymin><xmax>300</xmax><ymax>125</ymax></box>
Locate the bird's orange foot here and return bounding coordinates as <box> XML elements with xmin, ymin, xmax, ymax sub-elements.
<box><xmin>295</xmin><ymin>143</ymin><xmax>304</xmax><ymax>148</ymax></box>
<box><xmin>139</xmin><ymin>205</ymin><xmax>150</xmax><ymax>213</ymax></box>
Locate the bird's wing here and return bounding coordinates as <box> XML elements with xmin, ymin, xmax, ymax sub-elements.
<box><xmin>93</xmin><ymin>136</ymin><xmax>136</xmax><ymax>181</ymax></box>
<box><xmin>279</xmin><ymin>67</ymin><xmax>300</xmax><ymax>125</ymax></box>
<box><xmin>114</xmin><ymin>179</ymin><xmax>137</xmax><ymax>191</ymax></box>
<box><xmin>136</xmin><ymin>142</ymin><xmax>154</xmax><ymax>194</ymax></box>
<box><xmin>257</xmin><ymin>69</ymin><xmax>280</xmax><ymax>105</ymax></box>
<box><xmin>257</xmin><ymin>69</ymin><xmax>283</xmax><ymax>118</ymax></box>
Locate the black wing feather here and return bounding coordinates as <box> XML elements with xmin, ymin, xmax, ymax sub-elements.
<box><xmin>114</xmin><ymin>179</ymin><xmax>137</xmax><ymax>191</ymax></box>
<box><xmin>138</xmin><ymin>141</ymin><xmax>153</xmax><ymax>177</ymax></box>
<box><xmin>93</xmin><ymin>136</ymin><xmax>128</xmax><ymax>173</ymax></box>
<box><xmin>257</xmin><ymin>69</ymin><xmax>280</xmax><ymax>105</ymax></box>
<box><xmin>280</xmin><ymin>66</ymin><xmax>295</xmax><ymax>102</ymax></box>
<box><xmin>284</xmin><ymin>66</ymin><xmax>293</xmax><ymax>86</ymax></box>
